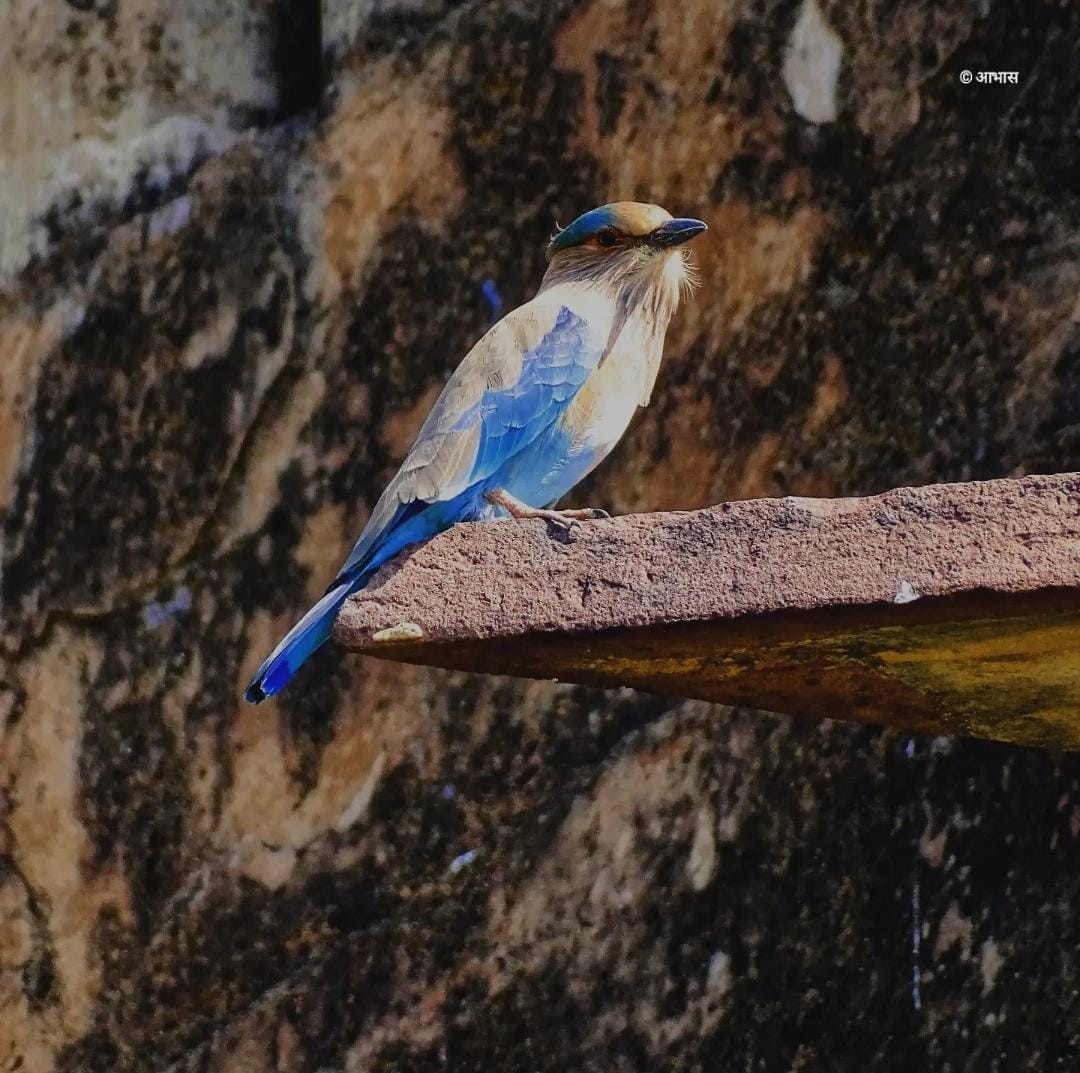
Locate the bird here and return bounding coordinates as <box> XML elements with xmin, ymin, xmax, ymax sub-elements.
<box><xmin>244</xmin><ymin>201</ymin><xmax>707</xmax><ymax>703</ymax></box>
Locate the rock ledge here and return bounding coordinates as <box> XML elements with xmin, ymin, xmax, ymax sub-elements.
<box><xmin>336</xmin><ymin>473</ymin><xmax>1080</xmax><ymax>748</ymax></box>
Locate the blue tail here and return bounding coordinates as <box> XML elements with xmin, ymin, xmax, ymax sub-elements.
<box><xmin>243</xmin><ymin>488</ymin><xmax>487</xmax><ymax>704</ymax></box>
<box><xmin>244</xmin><ymin>580</ymin><xmax>354</xmax><ymax>704</ymax></box>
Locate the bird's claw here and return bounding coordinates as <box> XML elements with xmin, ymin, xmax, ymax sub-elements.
<box><xmin>484</xmin><ymin>490</ymin><xmax>609</xmax><ymax>542</ymax></box>
<box><xmin>552</xmin><ymin>507</ymin><xmax>609</xmax><ymax>522</ymax></box>
<box><xmin>540</xmin><ymin>506</ymin><xmax>610</xmax><ymax>542</ymax></box>
<box><xmin>547</xmin><ymin>515</ymin><xmax>579</xmax><ymax>532</ymax></box>
<box><xmin>545</xmin><ymin>515</ymin><xmax>581</xmax><ymax>543</ymax></box>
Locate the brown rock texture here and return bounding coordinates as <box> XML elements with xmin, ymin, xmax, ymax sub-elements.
<box><xmin>1</xmin><ymin>1</ymin><xmax>1080</xmax><ymax>1071</ymax></box>
<box><xmin>336</xmin><ymin>473</ymin><xmax>1080</xmax><ymax>748</ymax></box>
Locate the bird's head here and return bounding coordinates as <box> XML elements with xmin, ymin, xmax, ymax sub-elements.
<box><xmin>543</xmin><ymin>202</ymin><xmax>707</xmax><ymax>299</ymax></box>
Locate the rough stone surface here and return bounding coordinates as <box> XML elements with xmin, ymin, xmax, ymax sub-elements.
<box><xmin>338</xmin><ymin>472</ymin><xmax>1080</xmax><ymax>640</ymax></box>
<box><xmin>336</xmin><ymin>473</ymin><xmax>1080</xmax><ymax>747</ymax></box>
<box><xmin>2</xmin><ymin>2</ymin><xmax>1080</xmax><ymax>1071</ymax></box>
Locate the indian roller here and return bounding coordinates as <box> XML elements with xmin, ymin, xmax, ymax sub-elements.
<box><xmin>244</xmin><ymin>202</ymin><xmax>707</xmax><ymax>703</ymax></box>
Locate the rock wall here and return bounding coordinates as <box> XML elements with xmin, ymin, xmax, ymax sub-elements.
<box><xmin>1</xmin><ymin>1</ymin><xmax>1078</xmax><ymax>1069</ymax></box>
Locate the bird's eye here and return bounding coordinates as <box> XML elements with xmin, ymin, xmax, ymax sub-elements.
<box><xmin>596</xmin><ymin>229</ymin><xmax>619</xmax><ymax>248</ymax></box>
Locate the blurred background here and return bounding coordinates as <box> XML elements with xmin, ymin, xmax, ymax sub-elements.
<box><xmin>1</xmin><ymin>1</ymin><xmax>1078</xmax><ymax>1069</ymax></box>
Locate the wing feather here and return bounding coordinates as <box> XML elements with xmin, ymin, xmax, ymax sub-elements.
<box><xmin>335</xmin><ymin>300</ymin><xmax>604</xmax><ymax>579</ymax></box>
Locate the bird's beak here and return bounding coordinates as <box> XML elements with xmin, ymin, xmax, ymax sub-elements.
<box><xmin>648</xmin><ymin>218</ymin><xmax>708</xmax><ymax>249</ymax></box>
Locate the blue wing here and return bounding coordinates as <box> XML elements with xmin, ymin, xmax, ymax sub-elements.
<box><xmin>336</xmin><ymin>303</ymin><xmax>605</xmax><ymax>580</ymax></box>
<box><xmin>465</xmin><ymin>306</ymin><xmax>598</xmax><ymax>483</ymax></box>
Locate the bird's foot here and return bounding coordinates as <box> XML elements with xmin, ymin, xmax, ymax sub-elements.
<box><xmin>543</xmin><ymin>506</ymin><xmax>610</xmax><ymax>525</ymax></box>
<box><xmin>523</xmin><ymin>506</ymin><xmax>605</xmax><ymax>537</ymax></box>
<box><xmin>485</xmin><ymin>490</ymin><xmax>609</xmax><ymax>539</ymax></box>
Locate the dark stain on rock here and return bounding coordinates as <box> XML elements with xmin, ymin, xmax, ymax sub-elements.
<box><xmin>92</xmin><ymin>864</ymin><xmax>398</xmax><ymax>1070</ymax></box>
<box><xmin>327</xmin><ymin>0</ymin><xmax>459</xmax><ymax>71</ymax></box>
<box><xmin>22</xmin><ymin>925</ymin><xmax>57</xmax><ymax>1012</ymax></box>
<box><xmin>448</xmin><ymin>3</ymin><xmax>601</xmax><ymax>253</ymax></box>
<box><xmin>275</xmin><ymin>645</ymin><xmax>353</xmax><ymax>793</ymax></box>
<box><xmin>4</xmin><ymin>155</ymin><xmax>296</xmax><ymax>639</ymax></box>
<box><xmin>0</xmin><ymin>852</ymin><xmax>60</xmax><ymax>1012</ymax></box>
<box><xmin>594</xmin><ymin>51</ymin><xmax>628</xmax><ymax>135</ymax></box>
<box><xmin>272</xmin><ymin>0</ymin><xmax>323</xmax><ymax>120</ymax></box>
<box><xmin>57</xmin><ymin>1030</ymin><xmax>120</xmax><ymax>1073</ymax></box>
<box><xmin>439</xmin><ymin>964</ymin><xmax>600</xmax><ymax>1071</ymax></box>
<box><xmin>78</xmin><ymin>682</ymin><xmax>191</xmax><ymax>938</ymax></box>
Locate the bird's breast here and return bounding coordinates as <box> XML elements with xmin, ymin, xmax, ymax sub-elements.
<box><xmin>560</xmin><ymin>336</ymin><xmax>655</xmax><ymax>456</ymax></box>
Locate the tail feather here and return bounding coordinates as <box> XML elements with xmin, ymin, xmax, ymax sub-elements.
<box><xmin>244</xmin><ymin>492</ymin><xmax>461</xmax><ymax>704</ymax></box>
<box><xmin>244</xmin><ymin>580</ymin><xmax>354</xmax><ymax>704</ymax></box>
